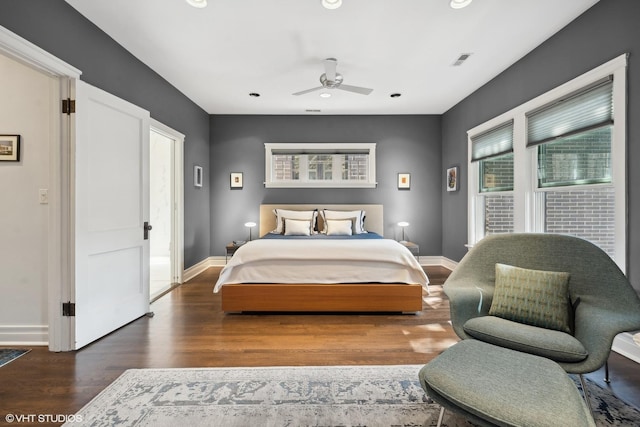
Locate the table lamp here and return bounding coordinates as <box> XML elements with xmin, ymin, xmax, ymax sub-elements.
<box><xmin>397</xmin><ymin>221</ymin><xmax>409</xmax><ymax>243</ymax></box>
<box><xmin>244</xmin><ymin>221</ymin><xmax>257</xmax><ymax>241</ymax></box>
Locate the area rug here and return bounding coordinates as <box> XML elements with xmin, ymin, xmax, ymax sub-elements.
<box><xmin>65</xmin><ymin>365</ymin><xmax>640</xmax><ymax>427</ymax></box>
<box><xmin>0</xmin><ymin>349</ymin><xmax>30</xmax><ymax>368</ymax></box>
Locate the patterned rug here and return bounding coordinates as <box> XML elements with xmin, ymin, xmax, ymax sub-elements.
<box><xmin>0</xmin><ymin>349</ymin><xmax>30</xmax><ymax>368</ymax></box>
<box><xmin>65</xmin><ymin>365</ymin><xmax>640</xmax><ymax>427</ymax></box>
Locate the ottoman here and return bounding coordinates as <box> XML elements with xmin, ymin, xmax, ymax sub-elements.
<box><xmin>419</xmin><ymin>340</ymin><xmax>595</xmax><ymax>427</ymax></box>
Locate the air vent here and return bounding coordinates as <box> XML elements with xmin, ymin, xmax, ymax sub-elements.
<box><xmin>305</xmin><ymin>109</ymin><xmax>322</xmax><ymax>113</ymax></box>
<box><xmin>453</xmin><ymin>53</ymin><xmax>473</xmax><ymax>66</ymax></box>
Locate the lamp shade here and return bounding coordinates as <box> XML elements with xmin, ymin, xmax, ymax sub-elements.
<box><xmin>450</xmin><ymin>0</ymin><xmax>472</xmax><ymax>9</ymax></box>
<box><xmin>397</xmin><ymin>221</ymin><xmax>409</xmax><ymax>242</ymax></box>
<box><xmin>322</xmin><ymin>0</ymin><xmax>342</xmax><ymax>9</ymax></box>
<box><xmin>186</xmin><ymin>0</ymin><xmax>207</xmax><ymax>8</ymax></box>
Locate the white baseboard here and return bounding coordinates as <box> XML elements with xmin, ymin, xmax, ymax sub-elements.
<box><xmin>0</xmin><ymin>325</ymin><xmax>48</xmax><ymax>346</ymax></box>
<box><xmin>208</xmin><ymin>257</ymin><xmax>227</xmax><ymax>267</ymax></box>
<box><xmin>182</xmin><ymin>257</ymin><xmax>227</xmax><ymax>282</ymax></box>
<box><xmin>182</xmin><ymin>257</ymin><xmax>213</xmax><ymax>282</ymax></box>
<box><xmin>439</xmin><ymin>257</ymin><xmax>459</xmax><ymax>271</ymax></box>
<box><xmin>612</xmin><ymin>332</ymin><xmax>640</xmax><ymax>364</ymax></box>
<box><xmin>418</xmin><ymin>256</ymin><xmax>457</xmax><ymax>270</ymax></box>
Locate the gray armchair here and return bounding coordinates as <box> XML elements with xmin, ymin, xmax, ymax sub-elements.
<box><xmin>444</xmin><ymin>233</ymin><xmax>640</xmax><ymax>375</ymax></box>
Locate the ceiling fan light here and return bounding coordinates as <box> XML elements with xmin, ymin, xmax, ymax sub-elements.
<box><xmin>322</xmin><ymin>0</ymin><xmax>342</xmax><ymax>10</ymax></box>
<box><xmin>186</xmin><ymin>0</ymin><xmax>207</xmax><ymax>8</ymax></box>
<box><xmin>450</xmin><ymin>0</ymin><xmax>472</xmax><ymax>9</ymax></box>
<box><xmin>320</xmin><ymin>92</ymin><xmax>332</xmax><ymax>98</ymax></box>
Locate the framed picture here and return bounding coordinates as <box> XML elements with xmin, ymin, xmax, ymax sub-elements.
<box><xmin>194</xmin><ymin>165</ymin><xmax>203</xmax><ymax>187</ymax></box>
<box><xmin>0</xmin><ymin>135</ymin><xmax>20</xmax><ymax>162</ymax></box>
<box><xmin>230</xmin><ymin>172</ymin><xmax>243</xmax><ymax>189</ymax></box>
<box><xmin>447</xmin><ymin>166</ymin><xmax>458</xmax><ymax>192</ymax></box>
<box><xmin>397</xmin><ymin>173</ymin><xmax>411</xmax><ymax>189</ymax></box>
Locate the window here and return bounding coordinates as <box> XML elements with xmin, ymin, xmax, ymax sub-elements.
<box><xmin>527</xmin><ymin>78</ymin><xmax>613</xmax><ymax>188</ymax></box>
<box><xmin>265</xmin><ymin>143</ymin><xmax>376</xmax><ymax>188</ymax></box>
<box><xmin>467</xmin><ymin>55</ymin><xmax>627</xmax><ymax>272</ymax></box>
<box><xmin>472</xmin><ymin>120</ymin><xmax>514</xmax><ymax>193</ymax></box>
<box><xmin>470</xmin><ymin>121</ymin><xmax>515</xmax><ymax>236</ymax></box>
<box><xmin>536</xmin><ymin>127</ymin><xmax>611</xmax><ymax>188</ymax></box>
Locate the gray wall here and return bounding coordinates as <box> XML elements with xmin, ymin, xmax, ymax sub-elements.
<box><xmin>0</xmin><ymin>0</ymin><xmax>211</xmax><ymax>268</ymax></box>
<box><xmin>210</xmin><ymin>115</ymin><xmax>442</xmax><ymax>256</ymax></box>
<box><xmin>441</xmin><ymin>0</ymin><xmax>640</xmax><ymax>291</ymax></box>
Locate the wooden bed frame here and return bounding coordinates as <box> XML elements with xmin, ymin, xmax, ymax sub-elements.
<box><xmin>220</xmin><ymin>204</ymin><xmax>424</xmax><ymax>313</ymax></box>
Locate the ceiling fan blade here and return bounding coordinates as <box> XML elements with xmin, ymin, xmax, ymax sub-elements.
<box><xmin>337</xmin><ymin>84</ymin><xmax>373</xmax><ymax>95</ymax></box>
<box><xmin>324</xmin><ymin>58</ymin><xmax>337</xmax><ymax>82</ymax></box>
<box><xmin>292</xmin><ymin>86</ymin><xmax>324</xmax><ymax>96</ymax></box>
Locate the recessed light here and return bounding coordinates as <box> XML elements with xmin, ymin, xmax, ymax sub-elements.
<box><xmin>320</xmin><ymin>92</ymin><xmax>332</xmax><ymax>98</ymax></box>
<box><xmin>390</xmin><ymin>93</ymin><xmax>402</xmax><ymax>98</ymax></box>
<box><xmin>186</xmin><ymin>0</ymin><xmax>207</xmax><ymax>8</ymax></box>
<box><xmin>322</xmin><ymin>0</ymin><xmax>342</xmax><ymax>10</ymax></box>
<box><xmin>249</xmin><ymin>93</ymin><xmax>260</xmax><ymax>97</ymax></box>
<box><xmin>450</xmin><ymin>0</ymin><xmax>472</xmax><ymax>9</ymax></box>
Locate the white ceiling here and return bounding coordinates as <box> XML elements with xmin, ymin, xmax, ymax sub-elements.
<box><xmin>65</xmin><ymin>0</ymin><xmax>599</xmax><ymax>115</ymax></box>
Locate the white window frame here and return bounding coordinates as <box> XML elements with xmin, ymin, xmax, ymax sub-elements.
<box><xmin>467</xmin><ymin>54</ymin><xmax>627</xmax><ymax>273</ymax></box>
<box><xmin>264</xmin><ymin>142</ymin><xmax>377</xmax><ymax>188</ymax></box>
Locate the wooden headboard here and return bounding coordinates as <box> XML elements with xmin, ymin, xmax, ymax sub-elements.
<box><xmin>259</xmin><ymin>204</ymin><xmax>384</xmax><ymax>237</ymax></box>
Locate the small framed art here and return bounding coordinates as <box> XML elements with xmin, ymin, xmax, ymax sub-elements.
<box><xmin>397</xmin><ymin>173</ymin><xmax>410</xmax><ymax>189</ymax></box>
<box><xmin>447</xmin><ymin>166</ymin><xmax>458</xmax><ymax>192</ymax></box>
<box><xmin>194</xmin><ymin>166</ymin><xmax>203</xmax><ymax>187</ymax></box>
<box><xmin>230</xmin><ymin>172</ymin><xmax>243</xmax><ymax>189</ymax></box>
<box><xmin>0</xmin><ymin>135</ymin><xmax>20</xmax><ymax>162</ymax></box>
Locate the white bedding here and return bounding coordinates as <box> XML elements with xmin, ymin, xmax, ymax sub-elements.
<box><xmin>214</xmin><ymin>239</ymin><xmax>429</xmax><ymax>293</ymax></box>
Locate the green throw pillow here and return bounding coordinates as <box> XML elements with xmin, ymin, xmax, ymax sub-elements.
<box><xmin>489</xmin><ymin>263</ymin><xmax>571</xmax><ymax>333</ymax></box>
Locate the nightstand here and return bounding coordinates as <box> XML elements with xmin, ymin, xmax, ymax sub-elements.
<box><xmin>399</xmin><ymin>241</ymin><xmax>419</xmax><ymax>259</ymax></box>
<box><xmin>225</xmin><ymin>241</ymin><xmax>245</xmax><ymax>263</ymax></box>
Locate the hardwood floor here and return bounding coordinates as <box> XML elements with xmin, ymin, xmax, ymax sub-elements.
<box><xmin>1</xmin><ymin>266</ymin><xmax>639</xmax><ymax>426</ymax></box>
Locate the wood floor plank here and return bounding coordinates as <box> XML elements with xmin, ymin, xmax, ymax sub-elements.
<box><xmin>0</xmin><ymin>265</ymin><xmax>638</xmax><ymax>426</ymax></box>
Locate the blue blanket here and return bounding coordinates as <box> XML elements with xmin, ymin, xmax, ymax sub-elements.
<box><xmin>261</xmin><ymin>232</ymin><xmax>383</xmax><ymax>240</ymax></box>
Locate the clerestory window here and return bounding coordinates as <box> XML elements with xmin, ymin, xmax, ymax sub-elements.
<box><xmin>265</xmin><ymin>143</ymin><xmax>376</xmax><ymax>188</ymax></box>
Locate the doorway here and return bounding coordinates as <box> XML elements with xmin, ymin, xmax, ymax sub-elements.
<box><xmin>150</xmin><ymin>122</ymin><xmax>184</xmax><ymax>301</ymax></box>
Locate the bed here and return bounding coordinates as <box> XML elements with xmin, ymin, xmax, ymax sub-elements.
<box><xmin>215</xmin><ymin>204</ymin><xmax>429</xmax><ymax>313</ymax></box>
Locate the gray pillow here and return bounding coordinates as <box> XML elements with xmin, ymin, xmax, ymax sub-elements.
<box><xmin>489</xmin><ymin>263</ymin><xmax>571</xmax><ymax>333</ymax></box>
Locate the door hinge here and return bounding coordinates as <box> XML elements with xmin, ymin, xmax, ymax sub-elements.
<box><xmin>62</xmin><ymin>301</ymin><xmax>76</xmax><ymax>317</ymax></box>
<box><xmin>62</xmin><ymin>98</ymin><xmax>76</xmax><ymax>115</ymax></box>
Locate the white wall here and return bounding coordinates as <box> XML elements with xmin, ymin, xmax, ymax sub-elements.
<box><xmin>0</xmin><ymin>52</ymin><xmax>56</xmax><ymax>344</ymax></box>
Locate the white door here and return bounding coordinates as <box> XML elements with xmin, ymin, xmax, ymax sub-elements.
<box><xmin>73</xmin><ymin>80</ymin><xmax>151</xmax><ymax>349</ymax></box>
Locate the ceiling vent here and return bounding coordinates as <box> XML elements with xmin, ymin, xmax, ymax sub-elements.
<box><xmin>452</xmin><ymin>53</ymin><xmax>473</xmax><ymax>66</ymax></box>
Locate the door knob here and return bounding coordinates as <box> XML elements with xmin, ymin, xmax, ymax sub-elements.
<box><xmin>144</xmin><ymin>221</ymin><xmax>152</xmax><ymax>240</ymax></box>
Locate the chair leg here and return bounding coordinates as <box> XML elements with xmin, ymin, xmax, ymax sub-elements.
<box><xmin>604</xmin><ymin>360</ymin><xmax>611</xmax><ymax>383</ymax></box>
<box><xmin>436</xmin><ymin>406</ymin><xmax>445</xmax><ymax>427</ymax></box>
<box><xmin>579</xmin><ymin>374</ymin><xmax>595</xmax><ymax>421</ymax></box>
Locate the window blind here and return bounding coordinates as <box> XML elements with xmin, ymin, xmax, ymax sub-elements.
<box><xmin>470</xmin><ymin>120</ymin><xmax>514</xmax><ymax>162</ymax></box>
<box><xmin>526</xmin><ymin>77</ymin><xmax>613</xmax><ymax>147</ymax></box>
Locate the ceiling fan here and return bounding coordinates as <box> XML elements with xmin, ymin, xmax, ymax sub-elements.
<box><xmin>292</xmin><ymin>58</ymin><xmax>373</xmax><ymax>96</ymax></box>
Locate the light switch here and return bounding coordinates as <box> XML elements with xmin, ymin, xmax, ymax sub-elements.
<box><xmin>39</xmin><ymin>189</ymin><xmax>48</xmax><ymax>204</ymax></box>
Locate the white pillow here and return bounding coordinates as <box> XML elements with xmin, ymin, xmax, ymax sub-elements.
<box><xmin>284</xmin><ymin>218</ymin><xmax>312</xmax><ymax>236</ymax></box>
<box><xmin>271</xmin><ymin>209</ymin><xmax>317</xmax><ymax>234</ymax></box>
<box><xmin>322</xmin><ymin>209</ymin><xmax>366</xmax><ymax>234</ymax></box>
<box><xmin>326</xmin><ymin>219</ymin><xmax>353</xmax><ymax>236</ymax></box>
